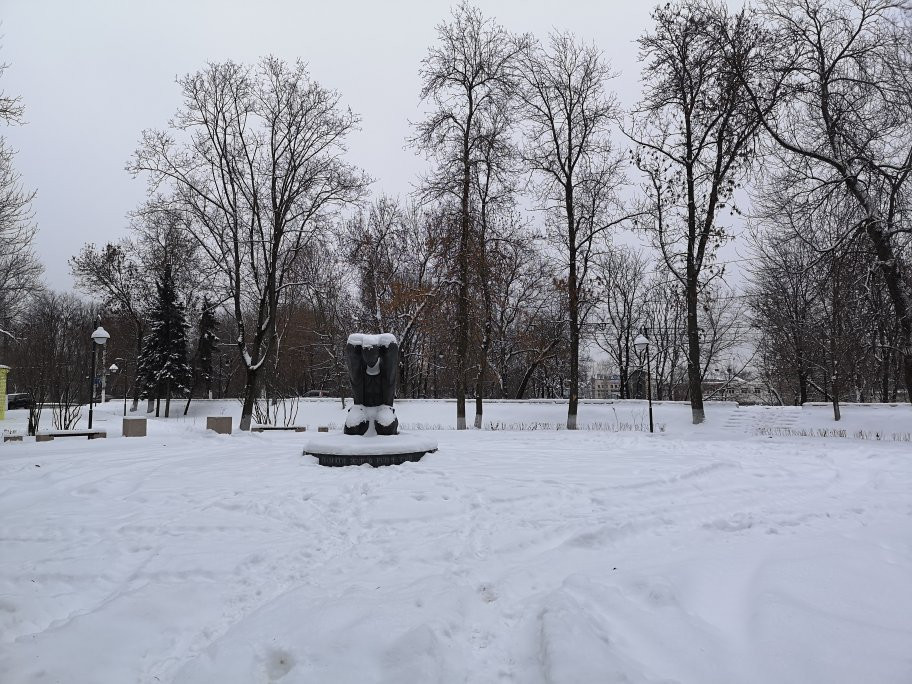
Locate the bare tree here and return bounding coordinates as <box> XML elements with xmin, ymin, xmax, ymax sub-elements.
<box><xmin>412</xmin><ymin>2</ymin><xmax>525</xmax><ymax>429</ymax></box>
<box><xmin>740</xmin><ymin>0</ymin><xmax>912</xmax><ymax>401</ymax></box>
<box><xmin>299</xmin><ymin>246</ymin><xmax>358</xmax><ymax>405</ymax></box>
<box><xmin>483</xmin><ymin>240</ymin><xmax>567</xmax><ymax>399</ymax></box>
<box><xmin>9</xmin><ymin>293</ymin><xmax>97</xmax><ymax>434</ymax></box>
<box><xmin>748</xmin><ymin>210</ymin><xmax>821</xmax><ymax>405</ymax></box>
<box><xmin>71</xmin><ymin>242</ymin><xmax>150</xmax><ymax>411</ymax></box>
<box><xmin>469</xmin><ymin>106</ymin><xmax>521</xmax><ymax>427</ymax></box>
<box><xmin>697</xmin><ymin>285</ymin><xmax>751</xmax><ymax>386</ymax></box>
<box><xmin>631</xmin><ymin>0</ymin><xmax>764</xmax><ymax>423</ymax></box>
<box><xmin>593</xmin><ymin>247</ymin><xmax>650</xmax><ymax>398</ymax></box>
<box><xmin>519</xmin><ymin>31</ymin><xmax>628</xmax><ymax>429</ymax></box>
<box><xmin>342</xmin><ymin>197</ymin><xmax>448</xmax><ymax>395</ymax></box>
<box><xmin>645</xmin><ymin>276</ymin><xmax>689</xmax><ymax>401</ymax></box>
<box><xmin>71</xmin><ymin>200</ymin><xmax>201</xmax><ymax>411</ymax></box>
<box><xmin>130</xmin><ymin>57</ymin><xmax>369</xmax><ymax>430</ymax></box>
<box><xmin>0</xmin><ymin>56</ymin><xmax>41</xmax><ymax>341</ymax></box>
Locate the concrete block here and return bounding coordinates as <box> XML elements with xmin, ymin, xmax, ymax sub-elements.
<box><xmin>207</xmin><ymin>416</ymin><xmax>232</xmax><ymax>434</ymax></box>
<box><xmin>122</xmin><ymin>417</ymin><xmax>147</xmax><ymax>437</ymax></box>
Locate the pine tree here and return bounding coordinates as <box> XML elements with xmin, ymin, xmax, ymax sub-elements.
<box><xmin>183</xmin><ymin>297</ymin><xmax>219</xmax><ymax>414</ymax></box>
<box><xmin>137</xmin><ymin>264</ymin><xmax>192</xmax><ymax>417</ymax></box>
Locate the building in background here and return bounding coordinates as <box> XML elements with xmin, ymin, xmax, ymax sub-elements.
<box><xmin>591</xmin><ymin>373</ymin><xmax>621</xmax><ymax>399</ymax></box>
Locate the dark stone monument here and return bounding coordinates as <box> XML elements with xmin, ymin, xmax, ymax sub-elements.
<box><xmin>303</xmin><ymin>332</ymin><xmax>437</xmax><ymax>467</ymax></box>
<box><xmin>344</xmin><ymin>333</ymin><xmax>399</xmax><ymax>436</ymax></box>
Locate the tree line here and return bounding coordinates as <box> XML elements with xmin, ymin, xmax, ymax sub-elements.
<box><xmin>2</xmin><ymin>0</ymin><xmax>910</xmax><ymax>432</ymax></box>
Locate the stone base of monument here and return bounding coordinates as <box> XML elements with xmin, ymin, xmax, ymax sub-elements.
<box><xmin>303</xmin><ymin>432</ymin><xmax>438</xmax><ymax>467</ymax></box>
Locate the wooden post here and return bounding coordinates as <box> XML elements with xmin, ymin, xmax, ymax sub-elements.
<box><xmin>0</xmin><ymin>365</ymin><xmax>8</xmax><ymax>421</ymax></box>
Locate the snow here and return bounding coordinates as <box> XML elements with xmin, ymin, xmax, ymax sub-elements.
<box><xmin>344</xmin><ymin>403</ymin><xmax>368</xmax><ymax>428</ymax></box>
<box><xmin>343</xmin><ymin>405</ymin><xmax>399</xmax><ymax>431</ymax></box>
<box><xmin>304</xmin><ymin>431</ymin><xmax>437</xmax><ymax>456</ymax></box>
<box><xmin>1</xmin><ymin>399</ymin><xmax>911</xmax><ymax>683</ymax></box>
<box><xmin>374</xmin><ymin>404</ymin><xmax>396</xmax><ymax>427</ymax></box>
<box><xmin>347</xmin><ymin>332</ymin><xmax>397</xmax><ymax>347</ymax></box>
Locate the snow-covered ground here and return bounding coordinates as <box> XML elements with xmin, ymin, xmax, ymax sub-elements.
<box><xmin>1</xmin><ymin>399</ymin><xmax>911</xmax><ymax>683</ymax></box>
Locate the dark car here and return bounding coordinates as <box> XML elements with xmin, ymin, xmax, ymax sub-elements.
<box><xmin>302</xmin><ymin>389</ymin><xmax>334</xmax><ymax>398</ymax></box>
<box><xmin>7</xmin><ymin>393</ymin><xmax>34</xmax><ymax>410</ymax></box>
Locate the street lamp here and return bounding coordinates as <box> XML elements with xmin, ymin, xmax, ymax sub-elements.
<box><xmin>87</xmin><ymin>326</ymin><xmax>110</xmax><ymax>429</ymax></box>
<box><xmin>433</xmin><ymin>352</ymin><xmax>444</xmax><ymax>399</ymax></box>
<box><xmin>633</xmin><ymin>331</ymin><xmax>654</xmax><ymax>433</ymax></box>
<box><xmin>109</xmin><ymin>361</ymin><xmax>128</xmax><ymax>416</ymax></box>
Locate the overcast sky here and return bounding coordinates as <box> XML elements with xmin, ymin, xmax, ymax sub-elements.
<box><xmin>3</xmin><ymin>0</ymin><xmax>735</xmax><ymax>292</ymax></box>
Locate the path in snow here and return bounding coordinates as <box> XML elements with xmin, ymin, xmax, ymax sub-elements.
<box><xmin>1</xmin><ymin>427</ymin><xmax>910</xmax><ymax>683</ymax></box>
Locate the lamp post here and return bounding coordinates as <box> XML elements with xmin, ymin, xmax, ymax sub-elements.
<box><xmin>88</xmin><ymin>326</ymin><xmax>110</xmax><ymax>429</ymax></box>
<box><xmin>109</xmin><ymin>361</ymin><xmax>125</xmax><ymax>416</ymax></box>
<box><xmin>432</xmin><ymin>352</ymin><xmax>445</xmax><ymax>399</ymax></box>
<box><xmin>634</xmin><ymin>330</ymin><xmax>654</xmax><ymax>433</ymax></box>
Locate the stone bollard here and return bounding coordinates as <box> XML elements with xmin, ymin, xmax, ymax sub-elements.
<box><xmin>122</xmin><ymin>417</ymin><xmax>147</xmax><ymax>438</ymax></box>
<box><xmin>207</xmin><ymin>416</ymin><xmax>232</xmax><ymax>434</ymax></box>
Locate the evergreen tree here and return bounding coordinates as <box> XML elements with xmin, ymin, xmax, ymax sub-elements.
<box><xmin>137</xmin><ymin>264</ymin><xmax>191</xmax><ymax>417</ymax></box>
<box><xmin>197</xmin><ymin>298</ymin><xmax>218</xmax><ymax>398</ymax></box>
<box><xmin>183</xmin><ymin>297</ymin><xmax>219</xmax><ymax>414</ymax></box>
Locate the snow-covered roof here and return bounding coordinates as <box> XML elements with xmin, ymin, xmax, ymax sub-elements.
<box><xmin>347</xmin><ymin>333</ymin><xmax>397</xmax><ymax>347</ymax></box>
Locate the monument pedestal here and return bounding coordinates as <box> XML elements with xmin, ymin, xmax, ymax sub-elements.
<box><xmin>304</xmin><ymin>432</ymin><xmax>438</xmax><ymax>467</ymax></box>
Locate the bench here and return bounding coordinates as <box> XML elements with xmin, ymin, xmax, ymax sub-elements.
<box><xmin>251</xmin><ymin>425</ymin><xmax>307</xmax><ymax>433</ymax></box>
<box><xmin>35</xmin><ymin>430</ymin><xmax>107</xmax><ymax>442</ymax></box>
<box><xmin>2</xmin><ymin>434</ymin><xmax>23</xmax><ymax>443</ymax></box>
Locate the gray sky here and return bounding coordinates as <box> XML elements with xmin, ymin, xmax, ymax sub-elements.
<box><xmin>3</xmin><ymin>0</ymin><xmax>670</xmax><ymax>291</ymax></box>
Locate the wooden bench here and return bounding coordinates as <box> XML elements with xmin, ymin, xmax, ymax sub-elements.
<box><xmin>2</xmin><ymin>434</ymin><xmax>23</xmax><ymax>443</ymax></box>
<box><xmin>251</xmin><ymin>425</ymin><xmax>307</xmax><ymax>433</ymax></box>
<box><xmin>36</xmin><ymin>430</ymin><xmax>107</xmax><ymax>442</ymax></box>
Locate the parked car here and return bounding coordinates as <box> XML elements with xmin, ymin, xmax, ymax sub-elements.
<box><xmin>302</xmin><ymin>389</ymin><xmax>334</xmax><ymax>398</ymax></box>
<box><xmin>6</xmin><ymin>393</ymin><xmax>34</xmax><ymax>410</ymax></box>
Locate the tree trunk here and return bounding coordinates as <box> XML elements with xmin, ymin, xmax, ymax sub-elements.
<box><xmin>515</xmin><ymin>366</ymin><xmax>535</xmax><ymax>400</ymax></box>
<box><xmin>685</xmin><ymin>277</ymin><xmax>705</xmax><ymax>424</ymax></box>
<box><xmin>855</xmin><ymin>213</ymin><xmax>912</xmax><ymax>403</ymax></box>
<box><xmin>474</xmin><ymin>225</ymin><xmax>493</xmax><ymax>430</ymax></box>
<box><xmin>131</xmin><ymin>326</ymin><xmax>143</xmax><ymax>412</ymax></box>
<box><xmin>566</xmin><ymin>188</ymin><xmax>579</xmax><ymax>430</ymax></box>
<box><xmin>239</xmin><ymin>366</ymin><xmax>261</xmax><ymax>431</ymax></box>
<box><xmin>474</xmin><ymin>337</ymin><xmax>491</xmax><ymax>429</ymax></box>
<box><xmin>183</xmin><ymin>366</ymin><xmax>198</xmax><ymax>416</ymax></box>
<box><xmin>164</xmin><ymin>379</ymin><xmax>171</xmax><ymax>418</ymax></box>
<box><xmin>881</xmin><ymin>334</ymin><xmax>890</xmax><ymax>402</ymax></box>
<box><xmin>455</xmin><ymin>114</ymin><xmax>472</xmax><ymax>430</ymax></box>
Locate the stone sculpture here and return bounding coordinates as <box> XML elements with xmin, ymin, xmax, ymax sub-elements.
<box><xmin>344</xmin><ymin>333</ymin><xmax>399</xmax><ymax>436</ymax></box>
<box><xmin>303</xmin><ymin>331</ymin><xmax>437</xmax><ymax>467</ymax></box>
